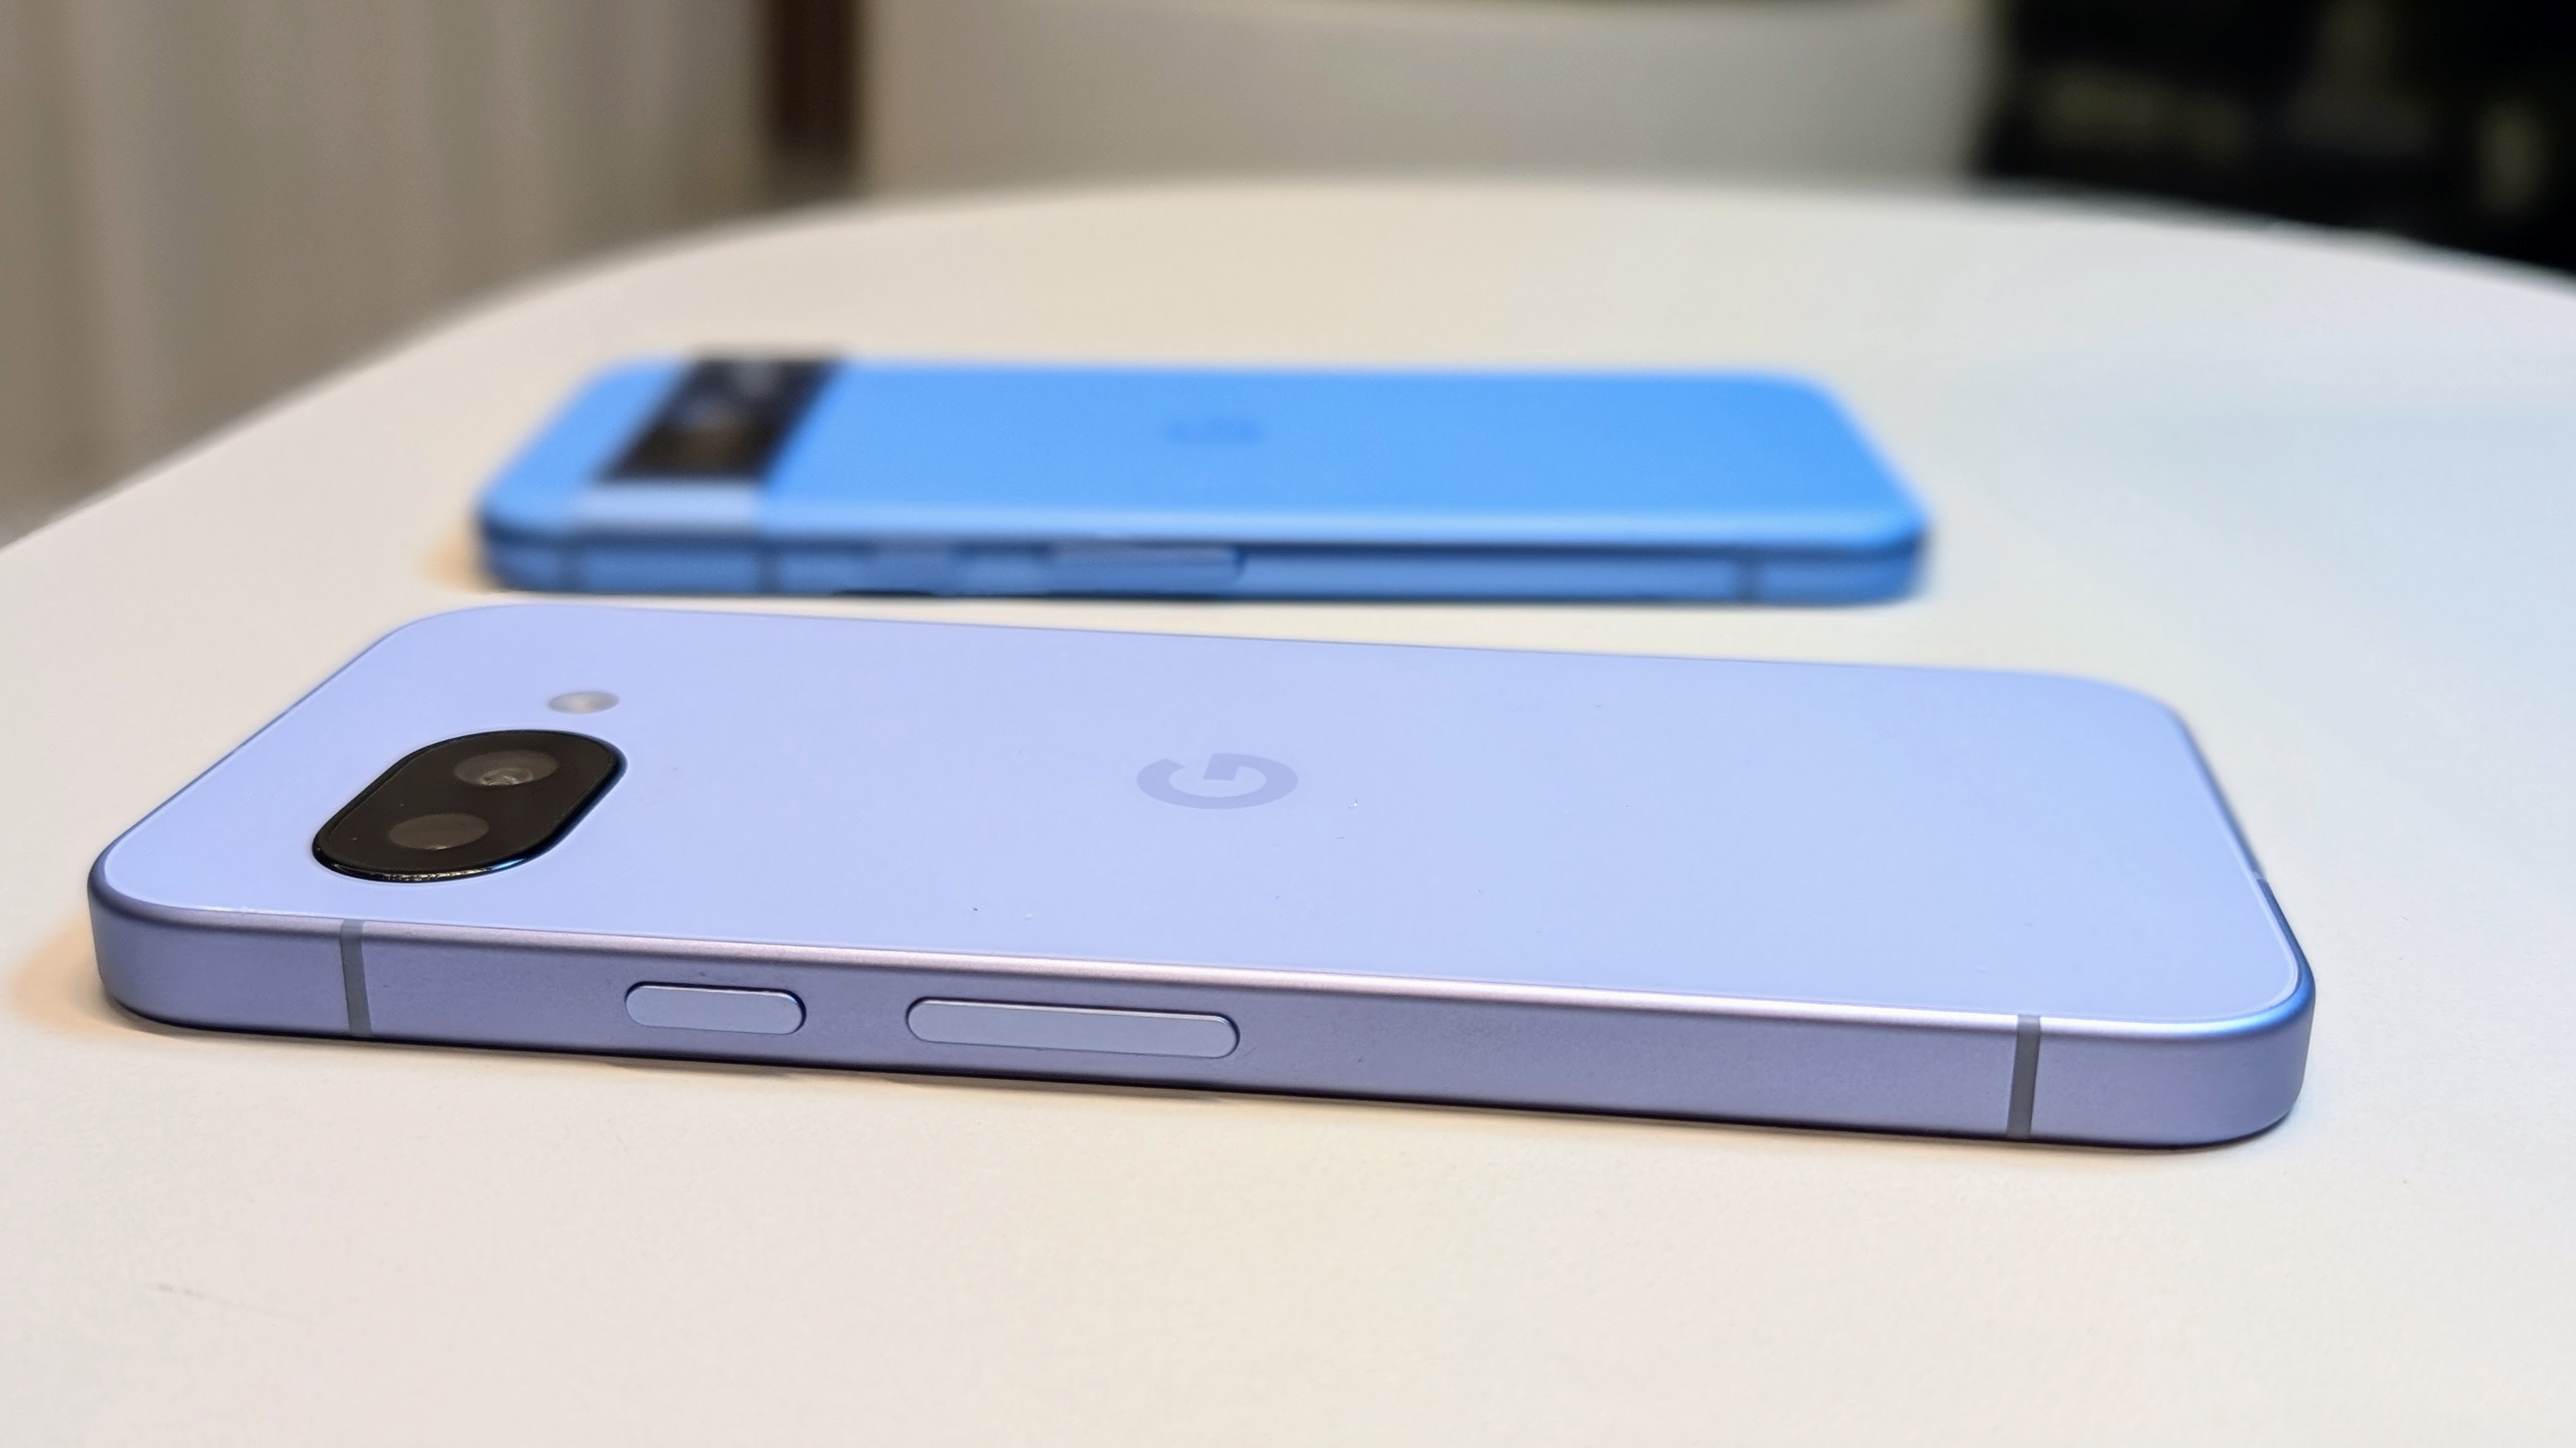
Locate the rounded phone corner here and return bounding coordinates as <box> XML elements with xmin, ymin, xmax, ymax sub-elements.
<box><xmin>87</xmin><ymin>852</ymin><xmax>353</xmax><ymax>1036</ymax></box>
<box><xmin>356</xmin><ymin>599</ymin><xmax>628</xmax><ymax>653</ymax></box>
<box><xmin>2032</xmin><ymin>956</ymin><xmax>2316</xmax><ymax>1148</ymax></box>
<box><xmin>475</xmin><ymin>360</ymin><xmax>687</xmax><ymax>543</ymax></box>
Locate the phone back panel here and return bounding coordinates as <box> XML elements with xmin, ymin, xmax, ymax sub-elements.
<box><xmin>479</xmin><ymin>362</ymin><xmax>1925</xmax><ymax>602</ymax></box>
<box><xmin>101</xmin><ymin>605</ymin><xmax>2296</xmax><ymax>1019</ymax></box>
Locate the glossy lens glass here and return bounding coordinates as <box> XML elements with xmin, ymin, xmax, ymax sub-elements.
<box><xmin>315</xmin><ymin>730</ymin><xmax>621</xmax><ymax>882</ymax></box>
<box><xmin>452</xmin><ymin>750</ymin><xmax>559</xmax><ymax>788</ymax></box>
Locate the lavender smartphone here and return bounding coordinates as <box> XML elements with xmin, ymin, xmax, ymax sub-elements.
<box><xmin>91</xmin><ymin>606</ymin><xmax>2311</xmax><ymax>1145</ymax></box>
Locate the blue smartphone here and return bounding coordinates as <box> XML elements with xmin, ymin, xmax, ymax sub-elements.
<box><xmin>478</xmin><ymin>359</ymin><xmax>1926</xmax><ymax>602</ymax></box>
<box><xmin>91</xmin><ymin>606</ymin><xmax>2309</xmax><ymax>1145</ymax></box>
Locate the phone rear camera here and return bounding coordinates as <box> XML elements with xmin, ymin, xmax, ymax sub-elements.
<box><xmin>605</xmin><ymin>357</ymin><xmax>831</xmax><ymax>481</ymax></box>
<box><xmin>314</xmin><ymin>729</ymin><xmax>623</xmax><ymax>882</ymax></box>
<box><xmin>388</xmin><ymin>812</ymin><xmax>491</xmax><ymax>850</ymax></box>
<box><xmin>453</xmin><ymin>749</ymin><xmax>558</xmax><ymax>787</ymax></box>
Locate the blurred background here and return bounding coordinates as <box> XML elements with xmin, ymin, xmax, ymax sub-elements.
<box><xmin>2</xmin><ymin>0</ymin><xmax>2569</xmax><ymax>545</ymax></box>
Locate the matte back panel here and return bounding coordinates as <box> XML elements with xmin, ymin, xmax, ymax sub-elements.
<box><xmin>479</xmin><ymin>362</ymin><xmax>1926</xmax><ymax>602</ymax></box>
<box><xmin>93</xmin><ymin>607</ymin><xmax>2310</xmax><ymax>1144</ymax></box>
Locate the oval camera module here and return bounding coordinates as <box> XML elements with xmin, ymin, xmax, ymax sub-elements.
<box><xmin>314</xmin><ymin>729</ymin><xmax>622</xmax><ymax>882</ymax></box>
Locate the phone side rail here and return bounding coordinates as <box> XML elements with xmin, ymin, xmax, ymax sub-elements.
<box><xmin>92</xmin><ymin>863</ymin><xmax>2312</xmax><ymax>1148</ymax></box>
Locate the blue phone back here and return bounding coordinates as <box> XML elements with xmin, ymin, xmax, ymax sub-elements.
<box><xmin>480</xmin><ymin>362</ymin><xmax>1925</xmax><ymax>601</ymax></box>
<box><xmin>101</xmin><ymin>607</ymin><xmax>2296</xmax><ymax>1029</ymax></box>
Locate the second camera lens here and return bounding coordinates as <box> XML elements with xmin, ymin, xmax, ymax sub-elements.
<box><xmin>388</xmin><ymin>812</ymin><xmax>491</xmax><ymax>851</ymax></box>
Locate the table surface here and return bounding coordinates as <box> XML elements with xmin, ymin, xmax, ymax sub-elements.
<box><xmin>5</xmin><ymin>181</ymin><xmax>2572</xmax><ymax>1444</ymax></box>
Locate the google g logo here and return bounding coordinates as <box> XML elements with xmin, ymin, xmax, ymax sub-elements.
<box><xmin>1136</xmin><ymin>754</ymin><xmax>1299</xmax><ymax>810</ymax></box>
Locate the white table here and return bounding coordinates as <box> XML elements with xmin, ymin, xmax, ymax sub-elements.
<box><xmin>5</xmin><ymin>182</ymin><xmax>2572</xmax><ymax>1443</ymax></box>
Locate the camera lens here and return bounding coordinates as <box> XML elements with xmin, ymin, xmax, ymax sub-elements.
<box><xmin>452</xmin><ymin>749</ymin><xmax>559</xmax><ymax>787</ymax></box>
<box><xmin>316</xmin><ymin>728</ymin><xmax>622</xmax><ymax>882</ymax></box>
<box><xmin>605</xmin><ymin>359</ymin><xmax>830</xmax><ymax>480</ymax></box>
<box><xmin>387</xmin><ymin>812</ymin><xmax>491</xmax><ymax>851</ymax></box>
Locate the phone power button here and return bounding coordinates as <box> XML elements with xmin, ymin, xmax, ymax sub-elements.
<box><xmin>625</xmin><ymin>984</ymin><xmax>805</xmax><ymax>1035</ymax></box>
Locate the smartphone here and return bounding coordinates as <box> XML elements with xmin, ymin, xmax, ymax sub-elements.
<box><xmin>91</xmin><ymin>606</ymin><xmax>2310</xmax><ymax>1146</ymax></box>
<box><xmin>477</xmin><ymin>358</ymin><xmax>1926</xmax><ymax>603</ymax></box>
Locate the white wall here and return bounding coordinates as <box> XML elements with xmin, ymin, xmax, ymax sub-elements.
<box><xmin>868</xmin><ymin>0</ymin><xmax>1992</xmax><ymax>194</ymax></box>
<box><xmin>0</xmin><ymin>0</ymin><xmax>764</xmax><ymax>542</ymax></box>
